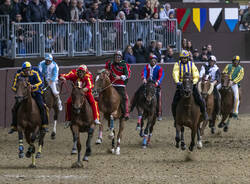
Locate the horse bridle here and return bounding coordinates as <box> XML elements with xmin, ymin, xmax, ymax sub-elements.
<box><xmin>143</xmin><ymin>83</ymin><xmax>156</xmax><ymax>100</ymax></box>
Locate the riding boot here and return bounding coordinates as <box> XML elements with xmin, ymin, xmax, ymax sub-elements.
<box><xmin>55</xmin><ymin>95</ymin><xmax>63</xmax><ymax>111</ymax></box>
<box><xmin>8</xmin><ymin>101</ymin><xmax>20</xmax><ymax>134</ymax></box>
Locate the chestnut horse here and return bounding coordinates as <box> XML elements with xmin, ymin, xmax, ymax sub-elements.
<box><xmin>15</xmin><ymin>77</ymin><xmax>47</xmax><ymax>168</ymax></box>
<box><xmin>130</xmin><ymin>81</ymin><xmax>157</xmax><ymax>148</ymax></box>
<box><xmin>42</xmin><ymin>81</ymin><xmax>59</xmax><ymax>140</ymax></box>
<box><xmin>175</xmin><ymin>73</ymin><xmax>202</xmax><ymax>151</ymax></box>
<box><xmin>198</xmin><ymin>75</ymin><xmax>216</xmax><ymax>135</ymax></box>
<box><xmin>94</xmin><ymin>69</ymin><xmax>124</xmax><ymax>155</ymax></box>
<box><xmin>70</xmin><ymin>82</ymin><xmax>96</xmax><ymax>168</ymax></box>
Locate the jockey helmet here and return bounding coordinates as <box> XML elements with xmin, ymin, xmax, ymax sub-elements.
<box><xmin>209</xmin><ymin>55</ymin><xmax>217</xmax><ymax>62</ymax></box>
<box><xmin>232</xmin><ymin>55</ymin><xmax>240</xmax><ymax>62</ymax></box>
<box><xmin>22</xmin><ymin>61</ymin><xmax>32</xmax><ymax>69</ymax></box>
<box><xmin>114</xmin><ymin>50</ymin><xmax>123</xmax><ymax>57</ymax></box>
<box><xmin>78</xmin><ymin>64</ymin><xmax>88</xmax><ymax>72</ymax></box>
<box><xmin>45</xmin><ymin>53</ymin><xmax>53</xmax><ymax>61</ymax></box>
<box><xmin>179</xmin><ymin>50</ymin><xmax>189</xmax><ymax>58</ymax></box>
<box><xmin>149</xmin><ymin>55</ymin><xmax>158</xmax><ymax>60</ymax></box>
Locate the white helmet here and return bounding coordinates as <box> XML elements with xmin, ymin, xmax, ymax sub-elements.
<box><xmin>209</xmin><ymin>55</ymin><xmax>216</xmax><ymax>62</ymax></box>
<box><xmin>45</xmin><ymin>53</ymin><xmax>53</xmax><ymax>61</ymax></box>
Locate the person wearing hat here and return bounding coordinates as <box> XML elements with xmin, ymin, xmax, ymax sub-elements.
<box><xmin>217</xmin><ymin>55</ymin><xmax>244</xmax><ymax>118</ymax></box>
<box><xmin>199</xmin><ymin>46</ymin><xmax>208</xmax><ymax>62</ymax></box>
<box><xmin>9</xmin><ymin>61</ymin><xmax>48</xmax><ymax>134</ymax></box>
<box><xmin>105</xmin><ymin>50</ymin><xmax>131</xmax><ymax>120</ymax></box>
<box><xmin>172</xmin><ymin>50</ymin><xmax>209</xmax><ymax>124</ymax></box>
<box><xmin>199</xmin><ymin>55</ymin><xmax>221</xmax><ymax>116</ymax></box>
<box><xmin>39</xmin><ymin>53</ymin><xmax>63</xmax><ymax>111</ymax></box>
<box><xmin>59</xmin><ymin>64</ymin><xmax>101</xmax><ymax>125</ymax></box>
<box><xmin>141</xmin><ymin>54</ymin><xmax>165</xmax><ymax>120</ymax></box>
<box><xmin>193</xmin><ymin>49</ymin><xmax>200</xmax><ymax>62</ymax></box>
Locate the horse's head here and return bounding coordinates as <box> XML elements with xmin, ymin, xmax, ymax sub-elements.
<box><xmin>198</xmin><ymin>74</ymin><xmax>214</xmax><ymax>98</ymax></box>
<box><xmin>221</xmin><ymin>73</ymin><xmax>230</xmax><ymax>89</ymax></box>
<box><xmin>15</xmin><ymin>77</ymin><xmax>31</xmax><ymax>103</ymax></box>
<box><xmin>71</xmin><ymin>81</ymin><xmax>87</xmax><ymax>114</ymax></box>
<box><xmin>93</xmin><ymin>69</ymin><xmax>111</xmax><ymax>96</ymax></box>
<box><xmin>144</xmin><ymin>80</ymin><xmax>156</xmax><ymax>104</ymax></box>
<box><xmin>182</xmin><ymin>72</ymin><xmax>193</xmax><ymax>98</ymax></box>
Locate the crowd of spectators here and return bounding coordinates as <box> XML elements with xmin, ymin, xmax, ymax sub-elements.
<box><xmin>239</xmin><ymin>1</ymin><xmax>250</xmax><ymax>31</ymax></box>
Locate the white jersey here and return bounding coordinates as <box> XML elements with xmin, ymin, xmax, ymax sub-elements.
<box><xmin>39</xmin><ymin>60</ymin><xmax>59</xmax><ymax>83</ymax></box>
<box><xmin>200</xmin><ymin>63</ymin><xmax>220</xmax><ymax>82</ymax></box>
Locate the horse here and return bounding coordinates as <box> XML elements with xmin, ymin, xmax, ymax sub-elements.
<box><xmin>70</xmin><ymin>81</ymin><xmax>96</xmax><ymax>168</ymax></box>
<box><xmin>198</xmin><ymin>75</ymin><xmax>216</xmax><ymax>135</ymax></box>
<box><xmin>217</xmin><ymin>73</ymin><xmax>235</xmax><ymax>132</ymax></box>
<box><xmin>175</xmin><ymin>72</ymin><xmax>202</xmax><ymax>152</ymax></box>
<box><xmin>130</xmin><ymin>80</ymin><xmax>157</xmax><ymax>148</ymax></box>
<box><xmin>93</xmin><ymin>69</ymin><xmax>124</xmax><ymax>155</ymax></box>
<box><xmin>42</xmin><ymin>81</ymin><xmax>60</xmax><ymax>140</ymax></box>
<box><xmin>15</xmin><ymin>77</ymin><xmax>47</xmax><ymax>168</ymax></box>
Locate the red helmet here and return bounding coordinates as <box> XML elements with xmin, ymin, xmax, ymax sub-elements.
<box><xmin>78</xmin><ymin>64</ymin><xmax>88</xmax><ymax>72</ymax></box>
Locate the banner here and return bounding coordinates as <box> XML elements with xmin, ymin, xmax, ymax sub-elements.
<box><xmin>193</xmin><ymin>8</ymin><xmax>207</xmax><ymax>32</ymax></box>
<box><xmin>176</xmin><ymin>8</ymin><xmax>191</xmax><ymax>32</ymax></box>
<box><xmin>209</xmin><ymin>8</ymin><xmax>223</xmax><ymax>32</ymax></box>
<box><xmin>225</xmin><ymin>8</ymin><xmax>238</xmax><ymax>32</ymax></box>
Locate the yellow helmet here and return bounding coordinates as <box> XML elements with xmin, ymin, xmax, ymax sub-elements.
<box><xmin>179</xmin><ymin>50</ymin><xmax>189</xmax><ymax>58</ymax></box>
<box><xmin>232</xmin><ymin>55</ymin><xmax>240</xmax><ymax>62</ymax></box>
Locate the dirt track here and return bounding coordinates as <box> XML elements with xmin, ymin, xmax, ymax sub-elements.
<box><xmin>1</xmin><ymin>115</ymin><xmax>250</xmax><ymax>184</ymax></box>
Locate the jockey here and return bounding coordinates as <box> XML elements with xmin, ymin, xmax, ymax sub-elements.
<box><xmin>9</xmin><ymin>61</ymin><xmax>49</xmax><ymax>134</ymax></box>
<box><xmin>199</xmin><ymin>55</ymin><xmax>221</xmax><ymax>115</ymax></box>
<box><xmin>217</xmin><ymin>55</ymin><xmax>244</xmax><ymax>118</ymax></box>
<box><xmin>172</xmin><ymin>50</ymin><xmax>209</xmax><ymax>123</ymax></box>
<box><xmin>105</xmin><ymin>50</ymin><xmax>131</xmax><ymax>120</ymax></box>
<box><xmin>59</xmin><ymin>64</ymin><xmax>101</xmax><ymax>125</ymax></box>
<box><xmin>38</xmin><ymin>53</ymin><xmax>63</xmax><ymax>111</ymax></box>
<box><xmin>141</xmin><ymin>55</ymin><xmax>164</xmax><ymax>121</ymax></box>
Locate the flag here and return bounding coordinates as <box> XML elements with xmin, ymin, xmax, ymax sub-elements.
<box><xmin>193</xmin><ymin>8</ymin><xmax>207</xmax><ymax>32</ymax></box>
<box><xmin>209</xmin><ymin>8</ymin><xmax>223</xmax><ymax>32</ymax></box>
<box><xmin>176</xmin><ymin>8</ymin><xmax>191</xmax><ymax>32</ymax></box>
<box><xmin>225</xmin><ymin>8</ymin><xmax>238</xmax><ymax>32</ymax></box>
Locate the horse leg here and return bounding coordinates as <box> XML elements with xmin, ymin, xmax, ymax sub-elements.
<box><xmin>180</xmin><ymin>127</ymin><xmax>186</xmax><ymax>150</ymax></box>
<box><xmin>109</xmin><ymin>115</ymin><xmax>115</xmax><ymax>139</ymax></box>
<box><xmin>36</xmin><ymin>130</ymin><xmax>46</xmax><ymax>159</ymax></box>
<box><xmin>218</xmin><ymin>114</ymin><xmax>227</xmax><ymax>128</ymax></box>
<box><xmin>197</xmin><ymin>127</ymin><xmax>202</xmax><ymax>149</ymax></box>
<box><xmin>175</xmin><ymin>124</ymin><xmax>181</xmax><ymax>149</ymax></box>
<box><xmin>189</xmin><ymin>126</ymin><xmax>197</xmax><ymax>152</ymax></box>
<box><xmin>201</xmin><ymin>120</ymin><xmax>208</xmax><ymax>136</ymax></box>
<box><xmin>116</xmin><ymin>118</ymin><xmax>125</xmax><ymax>155</ymax></box>
<box><xmin>51</xmin><ymin>108</ymin><xmax>58</xmax><ymax>140</ymax></box>
<box><xmin>71</xmin><ymin>125</ymin><xmax>83</xmax><ymax>168</ymax></box>
<box><xmin>83</xmin><ymin>126</ymin><xmax>94</xmax><ymax>161</ymax></box>
<box><xmin>136</xmin><ymin>107</ymin><xmax>143</xmax><ymax>131</ymax></box>
<box><xmin>71</xmin><ymin>126</ymin><xmax>78</xmax><ymax>155</ymax></box>
<box><xmin>18</xmin><ymin>131</ymin><xmax>24</xmax><ymax>158</ymax></box>
<box><xmin>142</xmin><ymin>118</ymin><xmax>150</xmax><ymax>149</ymax></box>
<box><xmin>139</xmin><ymin>117</ymin><xmax>144</xmax><ymax>137</ymax></box>
<box><xmin>24</xmin><ymin>130</ymin><xmax>36</xmax><ymax>168</ymax></box>
<box><xmin>95</xmin><ymin>124</ymin><xmax>103</xmax><ymax>144</ymax></box>
<box><xmin>147</xmin><ymin>116</ymin><xmax>156</xmax><ymax>146</ymax></box>
<box><xmin>223</xmin><ymin>116</ymin><xmax>231</xmax><ymax>132</ymax></box>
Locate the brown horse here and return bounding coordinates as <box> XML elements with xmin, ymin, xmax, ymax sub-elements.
<box><xmin>70</xmin><ymin>81</ymin><xmax>96</xmax><ymax>168</ymax></box>
<box><xmin>175</xmin><ymin>73</ymin><xmax>202</xmax><ymax>151</ymax></box>
<box><xmin>130</xmin><ymin>80</ymin><xmax>157</xmax><ymax>148</ymax></box>
<box><xmin>198</xmin><ymin>75</ymin><xmax>216</xmax><ymax>135</ymax></box>
<box><xmin>15</xmin><ymin>77</ymin><xmax>46</xmax><ymax>168</ymax></box>
<box><xmin>42</xmin><ymin>82</ymin><xmax>59</xmax><ymax>140</ymax></box>
<box><xmin>218</xmin><ymin>73</ymin><xmax>234</xmax><ymax>132</ymax></box>
<box><xmin>94</xmin><ymin>69</ymin><xmax>124</xmax><ymax>155</ymax></box>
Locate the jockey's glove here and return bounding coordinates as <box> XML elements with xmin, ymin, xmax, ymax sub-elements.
<box><xmin>120</xmin><ymin>75</ymin><xmax>127</xmax><ymax>81</ymax></box>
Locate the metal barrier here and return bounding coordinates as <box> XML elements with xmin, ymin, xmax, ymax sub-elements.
<box><xmin>10</xmin><ymin>19</ymin><xmax>181</xmax><ymax>58</ymax></box>
<box><xmin>0</xmin><ymin>15</ymin><xmax>9</xmax><ymax>56</ymax></box>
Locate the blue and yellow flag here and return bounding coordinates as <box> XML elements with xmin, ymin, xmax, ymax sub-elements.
<box><xmin>193</xmin><ymin>8</ymin><xmax>207</xmax><ymax>32</ymax></box>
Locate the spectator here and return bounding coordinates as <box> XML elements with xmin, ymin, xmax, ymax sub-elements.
<box><xmin>146</xmin><ymin>40</ymin><xmax>156</xmax><ymax>60</ymax></box>
<box><xmin>151</xmin><ymin>12</ymin><xmax>158</xmax><ymax>19</ymax></box>
<box><xmin>110</xmin><ymin>0</ymin><xmax>120</xmax><ymax>15</ymax></box>
<box><xmin>15</xmin><ymin>14</ymin><xmax>26</xmax><ymax>54</ymax></box>
<box><xmin>77</xmin><ymin>0</ymin><xmax>86</xmax><ymax>18</ymax></box>
<box><xmin>45</xmin><ymin>30</ymin><xmax>55</xmax><ymax>53</ymax></box>
<box><xmin>10</xmin><ymin>0</ymin><xmax>20</xmax><ymax>22</ymax></box>
<box><xmin>133</xmin><ymin>38</ymin><xmax>146</xmax><ymax>63</ymax></box>
<box><xmin>207</xmin><ymin>44</ymin><xmax>213</xmax><ymax>57</ymax></box>
<box><xmin>85</xmin><ymin>2</ymin><xmax>101</xmax><ymax>23</ymax></box>
<box><xmin>20</xmin><ymin>0</ymin><xmax>29</xmax><ymax>22</ymax></box>
<box><xmin>149</xmin><ymin>0</ymin><xmax>159</xmax><ymax>14</ymax></box>
<box><xmin>70</xmin><ymin>0</ymin><xmax>79</xmax><ymax>22</ymax></box>
<box><xmin>193</xmin><ymin>49</ymin><xmax>200</xmax><ymax>62</ymax></box>
<box><xmin>199</xmin><ymin>46</ymin><xmax>208</xmax><ymax>62</ymax></box>
<box><xmin>182</xmin><ymin>38</ymin><xmax>187</xmax><ymax>50</ymax></box>
<box><xmin>100</xmin><ymin>3</ymin><xmax>115</xmax><ymax>20</ymax></box>
<box><xmin>26</xmin><ymin>0</ymin><xmax>48</xmax><ymax>22</ymax></box>
<box><xmin>186</xmin><ymin>40</ymin><xmax>193</xmax><ymax>53</ymax></box>
<box><xmin>0</xmin><ymin>0</ymin><xmax>12</xmax><ymax>15</ymax></box>
<box><xmin>164</xmin><ymin>47</ymin><xmax>175</xmax><ymax>62</ymax></box>
<box><xmin>159</xmin><ymin>3</ymin><xmax>174</xmax><ymax>19</ymax></box>
<box><xmin>51</xmin><ymin>0</ymin><xmax>62</xmax><ymax>8</ymax></box>
<box><xmin>139</xmin><ymin>0</ymin><xmax>151</xmax><ymax>20</ymax></box>
<box><xmin>122</xmin><ymin>1</ymin><xmax>134</xmax><ymax>20</ymax></box>
<box><xmin>242</xmin><ymin>6</ymin><xmax>250</xmax><ymax>30</ymax></box>
<box><xmin>56</xmin><ymin>0</ymin><xmax>71</xmax><ymax>22</ymax></box>
<box><xmin>47</xmin><ymin>4</ymin><xmax>57</xmax><ymax>22</ymax></box>
<box><xmin>154</xmin><ymin>41</ymin><xmax>164</xmax><ymax>63</ymax></box>
<box><xmin>124</xmin><ymin>45</ymin><xmax>136</xmax><ymax>64</ymax></box>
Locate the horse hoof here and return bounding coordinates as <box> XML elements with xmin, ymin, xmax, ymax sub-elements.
<box><xmin>136</xmin><ymin>124</ymin><xmax>141</xmax><ymax>131</ymax></box>
<box><xmin>142</xmin><ymin>144</ymin><xmax>147</xmax><ymax>149</ymax></box>
<box><xmin>25</xmin><ymin>151</ymin><xmax>31</xmax><ymax>158</ymax></box>
<box><xmin>211</xmin><ymin>127</ymin><xmax>215</xmax><ymax>134</ymax></box>
<box><xmin>218</xmin><ymin>122</ymin><xmax>225</xmax><ymax>128</ymax></box>
<box><xmin>175</xmin><ymin>143</ymin><xmax>180</xmax><ymax>149</ymax></box>
<box><xmin>115</xmin><ymin>147</ymin><xmax>120</xmax><ymax>155</ymax></box>
<box><xmin>223</xmin><ymin>126</ymin><xmax>228</xmax><ymax>132</ymax></box>
<box><xmin>139</xmin><ymin>130</ymin><xmax>144</xmax><ymax>137</ymax></box>
<box><xmin>29</xmin><ymin>164</ymin><xmax>36</xmax><ymax>168</ymax></box>
<box><xmin>36</xmin><ymin>152</ymin><xmax>41</xmax><ymax>159</ymax></box>
<box><xmin>19</xmin><ymin>152</ymin><xmax>24</xmax><ymax>158</ymax></box>
<box><xmin>71</xmin><ymin>162</ymin><xmax>83</xmax><ymax>168</ymax></box>
<box><xmin>95</xmin><ymin>138</ymin><xmax>102</xmax><ymax>144</ymax></box>
<box><xmin>181</xmin><ymin>142</ymin><xmax>186</xmax><ymax>151</ymax></box>
<box><xmin>83</xmin><ymin>156</ymin><xmax>88</xmax><ymax>162</ymax></box>
<box><xmin>188</xmin><ymin>146</ymin><xmax>194</xmax><ymax>152</ymax></box>
<box><xmin>51</xmin><ymin>132</ymin><xmax>56</xmax><ymax>140</ymax></box>
<box><xmin>197</xmin><ymin>141</ymin><xmax>202</xmax><ymax>149</ymax></box>
<box><xmin>110</xmin><ymin>148</ymin><xmax>115</xmax><ymax>154</ymax></box>
<box><xmin>71</xmin><ymin>149</ymin><xmax>77</xmax><ymax>155</ymax></box>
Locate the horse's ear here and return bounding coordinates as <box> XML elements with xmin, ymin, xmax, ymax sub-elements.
<box><xmin>105</xmin><ymin>69</ymin><xmax>110</xmax><ymax>76</ymax></box>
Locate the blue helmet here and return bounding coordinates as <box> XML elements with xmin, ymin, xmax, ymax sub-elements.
<box><xmin>45</xmin><ymin>53</ymin><xmax>53</xmax><ymax>61</ymax></box>
<box><xmin>22</xmin><ymin>61</ymin><xmax>32</xmax><ymax>69</ymax></box>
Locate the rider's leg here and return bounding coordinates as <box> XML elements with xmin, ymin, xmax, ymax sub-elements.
<box><xmin>49</xmin><ymin>81</ymin><xmax>62</xmax><ymax>111</ymax></box>
<box><xmin>213</xmin><ymin>86</ymin><xmax>221</xmax><ymax>115</ymax></box>
<box><xmin>33</xmin><ymin>93</ymin><xmax>49</xmax><ymax>132</ymax></box>
<box><xmin>124</xmin><ymin>87</ymin><xmax>130</xmax><ymax>120</ymax></box>
<box><xmin>66</xmin><ymin>97</ymin><xmax>72</xmax><ymax>121</ymax></box>
<box><xmin>156</xmin><ymin>87</ymin><xmax>162</xmax><ymax>121</ymax></box>
<box><xmin>193</xmin><ymin>85</ymin><xmax>209</xmax><ymax>121</ymax></box>
<box><xmin>85</xmin><ymin>92</ymin><xmax>101</xmax><ymax>125</ymax></box>
<box><xmin>8</xmin><ymin>101</ymin><xmax>20</xmax><ymax>134</ymax></box>
<box><xmin>114</xmin><ymin>86</ymin><xmax>128</xmax><ymax>120</ymax></box>
<box><xmin>231</xmin><ymin>84</ymin><xmax>240</xmax><ymax>116</ymax></box>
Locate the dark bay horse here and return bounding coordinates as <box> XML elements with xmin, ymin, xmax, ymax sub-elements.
<box><xmin>70</xmin><ymin>81</ymin><xmax>96</xmax><ymax>167</ymax></box>
<box><xmin>42</xmin><ymin>81</ymin><xmax>59</xmax><ymax>140</ymax></box>
<box><xmin>130</xmin><ymin>81</ymin><xmax>157</xmax><ymax>148</ymax></box>
<box><xmin>15</xmin><ymin>77</ymin><xmax>47</xmax><ymax>168</ymax></box>
<box><xmin>198</xmin><ymin>75</ymin><xmax>216</xmax><ymax>135</ymax></box>
<box><xmin>94</xmin><ymin>69</ymin><xmax>124</xmax><ymax>155</ymax></box>
<box><xmin>175</xmin><ymin>73</ymin><xmax>202</xmax><ymax>151</ymax></box>
<box><xmin>218</xmin><ymin>73</ymin><xmax>234</xmax><ymax>132</ymax></box>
